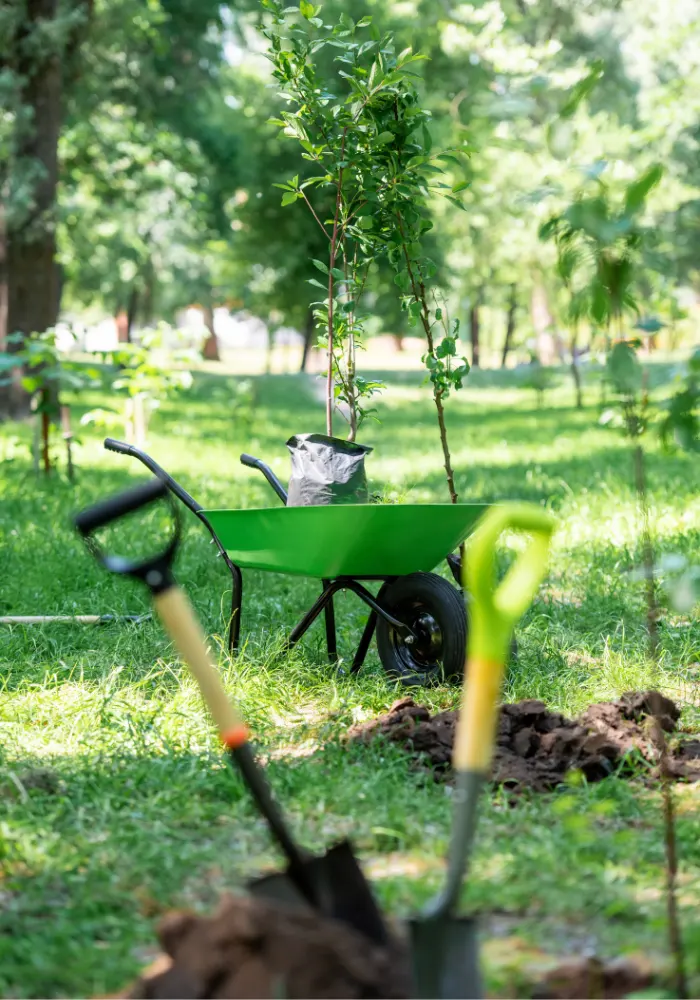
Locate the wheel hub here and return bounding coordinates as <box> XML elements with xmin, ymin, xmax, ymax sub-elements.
<box><xmin>403</xmin><ymin>611</ymin><xmax>442</xmax><ymax>664</ymax></box>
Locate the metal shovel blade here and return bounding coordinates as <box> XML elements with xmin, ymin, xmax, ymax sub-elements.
<box><xmin>410</xmin><ymin>914</ymin><xmax>482</xmax><ymax>999</ymax></box>
<box><xmin>249</xmin><ymin>839</ymin><xmax>389</xmax><ymax>945</ymax></box>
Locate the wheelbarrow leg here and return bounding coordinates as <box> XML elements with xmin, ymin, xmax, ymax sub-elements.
<box><xmin>225</xmin><ymin>556</ymin><xmax>243</xmax><ymax>654</ymax></box>
<box><xmin>351</xmin><ymin>611</ymin><xmax>377</xmax><ymax>674</ymax></box>
<box><xmin>322</xmin><ymin>579</ymin><xmax>338</xmax><ymax>664</ymax></box>
<box><xmin>287</xmin><ymin>579</ymin><xmax>343</xmax><ymax>651</ymax></box>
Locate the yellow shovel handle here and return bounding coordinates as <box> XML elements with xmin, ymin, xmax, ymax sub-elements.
<box><xmin>154</xmin><ymin>587</ymin><xmax>248</xmax><ymax>749</ymax></box>
<box><xmin>454</xmin><ymin>503</ymin><xmax>555</xmax><ymax>774</ymax></box>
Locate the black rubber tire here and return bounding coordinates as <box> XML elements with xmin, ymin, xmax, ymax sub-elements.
<box><xmin>375</xmin><ymin>572</ymin><xmax>467</xmax><ymax>686</ymax></box>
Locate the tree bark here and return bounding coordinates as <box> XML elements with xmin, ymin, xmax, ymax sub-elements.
<box><xmin>470</xmin><ymin>295</ymin><xmax>481</xmax><ymax>368</ymax></box>
<box><xmin>202</xmin><ymin>301</ymin><xmax>220</xmax><ymax>361</ymax></box>
<box><xmin>501</xmin><ymin>284</ymin><xmax>517</xmax><ymax>368</ymax></box>
<box><xmin>0</xmin><ymin>0</ymin><xmax>63</xmax><ymax>418</ymax></box>
<box><xmin>299</xmin><ymin>308</ymin><xmax>315</xmax><ymax>373</ymax></box>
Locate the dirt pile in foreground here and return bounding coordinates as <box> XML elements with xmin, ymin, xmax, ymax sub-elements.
<box><xmin>347</xmin><ymin>691</ymin><xmax>700</xmax><ymax>791</ymax></box>
<box><xmin>115</xmin><ymin>893</ymin><xmax>656</xmax><ymax>999</ymax></box>
<box><xmin>119</xmin><ymin>893</ymin><xmax>410</xmax><ymax>999</ymax></box>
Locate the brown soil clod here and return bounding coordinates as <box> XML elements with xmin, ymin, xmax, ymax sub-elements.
<box><xmin>120</xmin><ymin>893</ymin><xmax>411</xmax><ymax>1000</ymax></box>
<box><xmin>531</xmin><ymin>955</ymin><xmax>654</xmax><ymax>999</ymax></box>
<box><xmin>347</xmin><ymin>691</ymin><xmax>697</xmax><ymax>791</ymax></box>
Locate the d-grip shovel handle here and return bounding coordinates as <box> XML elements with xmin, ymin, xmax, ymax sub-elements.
<box><xmin>75</xmin><ymin>481</ymin><xmax>315</xmax><ymax>901</ymax></box>
<box><xmin>430</xmin><ymin>504</ymin><xmax>554</xmax><ymax>921</ymax></box>
<box><xmin>456</xmin><ymin>503</ymin><xmax>555</xmax><ymax>775</ymax></box>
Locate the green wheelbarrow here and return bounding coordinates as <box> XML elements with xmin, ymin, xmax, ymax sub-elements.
<box><xmin>103</xmin><ymin>438</ymin><xmax>488</xmax><ymax>685</ymax></box>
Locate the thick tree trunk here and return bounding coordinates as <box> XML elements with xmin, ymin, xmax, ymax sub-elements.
<box><xmin>501</xmin><ymin>284</ymin><xmax>517</xmax><ymax>368</ymax></box>
<box><xmin>0</xmin><ymin>0</ymin><xmax>63</xmax><ymax>418</ymax></box>
<box><xmin>299</xmin><ymin>308</ymin><xmax>315</xmax><ymax>373</ymax></box>
<box><xmin>470</xmin><ymin>296</ymin><xmax>481</xmax><ymax>368</ymax></box>
<box><xmin>0</xmin><ymin>207</ymin><xmax>8</xmax><ymax>348</ymax></box>
<box><xmin>202</xmin><ymin>301</ymin><xmax>220</xmax><ymax>361</ymax></box>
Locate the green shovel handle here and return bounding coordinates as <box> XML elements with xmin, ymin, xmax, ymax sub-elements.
<box><xmin>453</xmin><ymin>503</ymin><xmax>555</xmax><ymax>774</ymax></box>
<box><xmin>465</xmin><ymin>502</ymin><xmax>555</xmax><ymax>666</ymax></box>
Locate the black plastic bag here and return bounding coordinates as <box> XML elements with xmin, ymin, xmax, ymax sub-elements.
<box><xmin>286</xmin><ymin>434</ymin><xmax>372</xmax><ymax>506</ymax></box>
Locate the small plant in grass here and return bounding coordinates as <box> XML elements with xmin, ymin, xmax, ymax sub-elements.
<box><xmin>260</xmin><ymin>1</ymin><xmax>470</xmax><ymax>498</ymax></box>
<box><xmin>82</xmin><ymin>324</ymin><xmax>194</xmax><ymax>446</ymax></box>
<box><xmin>0</xmin><ymin>329</ymin><xmax>100</xmax><ymax>475</ymax></box>
<box><xmin>604</xmin><ymin>338</ymin><xmax>695</xmax><ymax>1000</ymax></box>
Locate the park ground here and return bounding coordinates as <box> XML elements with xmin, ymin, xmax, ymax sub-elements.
<box><xmin>1</xmin><ymin>360</ymin><xmax>699</xmax><ymax>998</ymax></box>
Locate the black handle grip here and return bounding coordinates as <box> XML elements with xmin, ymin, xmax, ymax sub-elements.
<box><xmin>104</xmin><ymin>438</ymin><xmax>203</xmax><ymax>515</ymax></box>
<box><xmin>239</xmin><ymin>453</ymin><xmax>288</xmax><ymax>505</ymax></box>
<box><xmin>104</xmin><ymin>437</ymin><xmax>134</xmax><ymax>456</ymax></box>
<box><xmin>75</xmin><ymin>479</ymin><xmax>168</xmax><ymax>536</ymax></box>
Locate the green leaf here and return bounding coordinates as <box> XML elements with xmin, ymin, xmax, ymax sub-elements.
<box><xmin>330</xmin><ymin>267</ymin><xmax>346</xmax><ymax>280</ymax></box>
<box><xmin>624</xmin><ymin>165</ymin><xmax>664</xmax><ymax>215</ymax></box>
<box><xmin>444</xmin><ymin>194</ymin><xmax>468</xmax><ymax>212</ymax></box>
<box><xmin>299</xmin><ymin>0</ymin><xmax>315</xmax><ymax>19</ymax></box>
<box><xmin>356</xmin><ymin>15</ymin><xmax>372</xmax><ymax>26</ymax></box>
<box><xmin>422</xmin><ymin>125</ymin><xmax>432</xmax><ymax>154</ymax></box>
<box><xmin>281</xmin><ymin>192</ymin><xmax>299</xmax><ymax>206</ymax></box>
<box><xmin>451</xmin><ymin>181</ymin><xmax>470</xmax><ymax>194</ymax></box>
<box><xmin>312</xmin><ymin>258</ymin><xmax>329</xmax><ymax>274</ymax></box>
<box><xmin>376</xmin><ymin>131</ymin><xmax>393</xmax><ymax>144</ymax></box>
<box><xmin>560</xmin><ymin>60</ymin><xmax>605</xmax><ymax>118</ymax></box>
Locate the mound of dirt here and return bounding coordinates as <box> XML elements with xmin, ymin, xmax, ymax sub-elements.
<box><xmin>119</xmin><ymin>893</ymin><xmax>410</xmax><ymax>1000</ymax></box>
<box><xmin>531</xmin><ymin>955</ymin><xmax>654</xmax><ymax>999</ymax></box>
<box><xmin>347</xmin><ymin>691</ymin><xmax>697</xmax><ymax>791</ymax></box>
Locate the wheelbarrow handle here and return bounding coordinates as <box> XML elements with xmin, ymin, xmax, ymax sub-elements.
<box><xmin>240</xmin><ymin>453</ymin><xmax>288</xmax><ymax>505</ymax></box>
<box><xmin>104</xmin><ymin>438</ymin><xmax>204</xmax><ymax>515</ymax></box>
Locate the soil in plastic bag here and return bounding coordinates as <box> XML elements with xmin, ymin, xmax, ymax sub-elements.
<box><xmin>119</xmin><ymin>893</ymin><xmax>410</xmax><ymax>999</ymax></box>
<box><xmin>347</xmin><ymin>691</ymin><xmax>700</xmax><ymax>791</ymax></box>
<box><xmin>286</xmin><ymin>434</ymin><xmax>372</xmax><ymax>506</ymax></box>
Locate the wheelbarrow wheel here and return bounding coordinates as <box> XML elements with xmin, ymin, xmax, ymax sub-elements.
<box><xmin>376</xmin><ymin>573</ymin><xmax>467</xmax><ymax>686</ymax></box>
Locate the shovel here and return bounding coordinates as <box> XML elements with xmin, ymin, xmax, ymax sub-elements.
<box><xmin>411</xmin><ymin>502</ymin><xmax>555</xmax><ymax>999</ymax></box>
<box><xmin>74</xmin><ymin>478</ymin><xmax>388</xmax><ymax>945</ymax></box>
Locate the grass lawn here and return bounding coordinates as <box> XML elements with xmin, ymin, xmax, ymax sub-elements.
<box><xmin>1</xmin><ymin>363</ymin><xmax>699</xmax><ymax>998</ymax></box>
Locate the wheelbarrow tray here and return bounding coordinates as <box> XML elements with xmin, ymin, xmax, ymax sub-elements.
<box><xmin>202</xmin><ymin>503</ymin><xmax>488</xmax><ymax>579</ymax></box>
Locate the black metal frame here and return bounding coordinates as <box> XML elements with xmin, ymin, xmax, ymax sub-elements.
<box><xmin>102</xmin><ymin>439</ymin><xmax>421</xmax><ymax>671</ymax></box>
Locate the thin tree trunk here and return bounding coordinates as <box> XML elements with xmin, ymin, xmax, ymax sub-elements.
<box><xmin>202</xmin><ymin>301</ymin><xmax>220</xmax><ymax>361</ymax></box>
<box><xmin>126</xmin><ymin>286</ymin><xmax>139</xmax><ymax>342</ymax></box>
<box><xmin>470</xmin><ymin>296</ymin><xmax>481</xmax><ymax>368</ymax></box>
<box><xmin>265</xmin><ymin>324</ymin><xmax>276</xmax><ymax>375</ymax></box>
<box><xmin>393</xmin><ymin>332</ymin><xmax>404</xmax><ymax>352</ymax></box>
<box><xmin>299</xmin><ymin>308</ymin><xmax>314</xmax><ymax>373</ymax></box>
<box><xmin>41</xmin><ymin>406</ymin><xmax>51</xmax><ymax>475</ymax></box>
<box><xmin>501</xmin><ymin>284</ymin><xmax>517</xmax><ymax>368</ymax></box>
<box><xmin>633</xmin><ymin>440</ymin><xmax>687</xmax><ymax>999</ymax></box>
<box><xmin>570</xmin><ymin>324</ymin><xmax>583</xmax><ymax>409</ymax></box>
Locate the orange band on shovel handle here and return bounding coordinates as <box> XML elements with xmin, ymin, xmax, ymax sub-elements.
<box><xmin>222</xmin><ymin>725</ymin><xmax>250</xmax><ymax>750</ymax></box>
